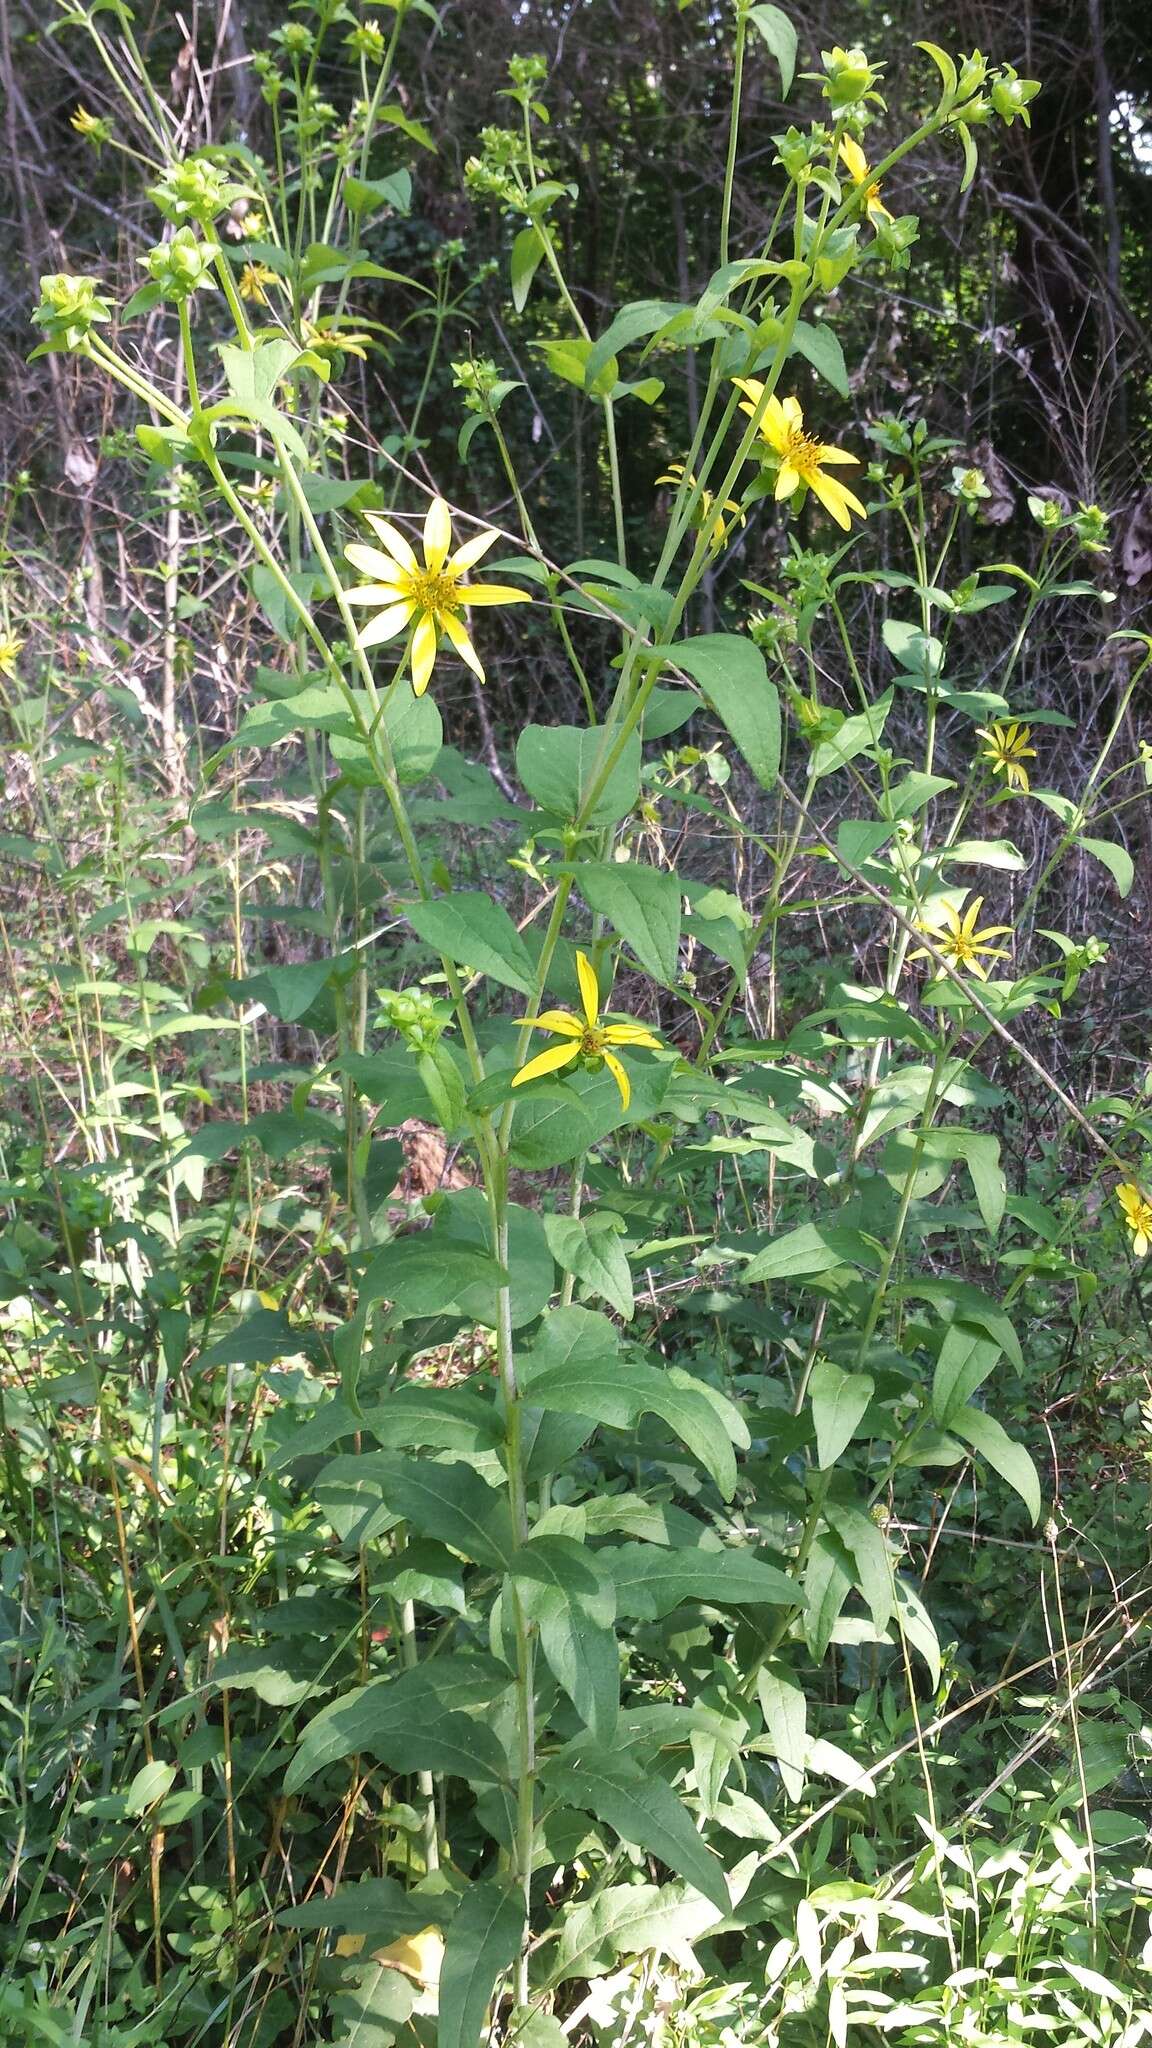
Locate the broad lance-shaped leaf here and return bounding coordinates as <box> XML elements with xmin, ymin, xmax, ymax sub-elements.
<box><xmin>931</xmin><ymin>1321</ymin><xmax>1003</xmax><ymax>1426</ymax></box>
<box><xmin>742</xmin><ymin>1220</ymin><xmax>875</xmax><ymax>1284</ymax></box>
<box><xmin>521</xmin><ymin>1352</ymin><xmax>747</xmax><ymax>1500</ymax></box>
<box><xmin>407</xmin><ymin>892</ymin><xmax>536</xmax><ymax>995</ymax></box>
<box><xmin>757</xmin><ymin>1662</ymin><xmax>807</xmax><ymax>1802</ymax></box>
<box><xmin>286</xmin><ymin>1658</ymin><xmax>510</xmax><ymax>1794</ymax></box>
<box><xmin>808</xmin><ymin>1358</ymin><xmax>874</xmax><ymax>1469</ymax></box>
<box><xmin>437</xmin><ymin>1881</ymin><xmax>525</xmax><ymax>2048</ymax></box>
<box><xmin>541</xmin><ymin>1748</ymin><xmax>728</xmax><ymax>1912</ymax></box>
<box><xmin>951</xmin><ymin>1405</ymin><xmax>1042</xmax><ymax>1524</ymax></box>
<box><xmin>517</xmin><ymin>724</ymin><xmax>641</xmax><ymax>827</ymax></box>
<box><xmin>544</xmin><ymin>1210</ymin><xmax>634</xmax><ymax>1320</ymax></box>
<box><xmin>356</xmin><ymin>1453</ymin><xmax>515</xmax><ymax>1569</ymax></box>
<box><xmin>577</xmin><ymin>861</ymin><xmax>681</xmax><ymax>987</ymax></box>
<box><xmin>508</xmin><ymin>1535</ymin><xmax>619</xmax><ymax>1740</ymax></box>
<box><xmin>601</xmin><ymin>1540</ymin><xmax>795</xmax><ymax>1619</ymax></box>
<box><xmin>660</xmin><ymin>634</ymin><xmax>780</xmax><ymax>791</ymax></box>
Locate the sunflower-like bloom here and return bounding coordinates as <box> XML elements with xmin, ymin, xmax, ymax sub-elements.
<box><xmin>910</xmin><ymin>894</ymin><xmax>1013</xmax><ymax>981</ymax></box>
<box><xmin>343</xmin><ymin>499</ymin><xmax>530</xmax><ymax>696</ymax></box>
<box><xmin>0</xmin><ymin>632</ymin><xmax>24</xmax><ymax>679</ymax></box>
<box><xmin>511</xmin><ymin>950</ymin><xmax>661</xmax><ymax>1111</ymax></box>
<box><xmin>838</xmin><ymin>136</ymin><xmax>893</xmax><ymax>226</ymax></box>
<box><xmin>977</xmin><ymin>720</ymin><xmax>1036</xmax><ymax>794</ymax></box>
<box><xmin>656</xmin><ymin>461</ymin><xmax>746</xmax><ymax>552</ymax></box>
<box><xmin>238</xmin><ymin>262</ymin><xmax>283</xmax><ymax>304</ymax></box>
<box><xmin>1117</xmin><ymin>1183</ymin><xmax>1152</xmax><ymax>1258</ymax></box>
<box><xmin>733</xmin><ymin>382</ymin><xmax>866</xmax><ymax>531</ymax></box>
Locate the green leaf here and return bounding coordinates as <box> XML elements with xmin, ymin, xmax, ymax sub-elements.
<box><xmin>542</xmin><ymin>1749</ymin><xmax>728</xmax><ymax>1911</ymax></box>
<box><xmin>353</xmin><ymin>1454</ymin><xmax>515</xmax><ymax>1569</ymax></box>
<box><xmin>823</xmin><ymin>1500</ymin><xmax>894</xmax><ymax>1632</ymax></box>
<box><xmin>663</xmin><ymin>635</ymin><xmax>780</xmax><ymax>790</ymax></box>
<box><xmin>344</xmin><ymin>169</ymin><xmax>412</xmax><ymax>217</ymax></box>
<box><xmin>756</xmin><ymin>1662</ymin><xmax>807</xmax><ymax>1801</ymax></box>
<box><xmin>899</xmin><ymin>1278</ymin><xmax>1022</xmax><ymax>1372</ymax></box>
<box><xmin>544</xmin><ymin>1210</ymin><xmax>635</xmax><ymax>1320</ymax></box>
<box><xmin>438</xmin><ymin>1882</ymin><xmax>525</xmax><ymax>2048</ymax></box>
<box><xmin>279</xmin><ymin>1876</ymin><xmax>454</xmax><ymax>1937</ymax></box>
<box><xmin>802</xmin><ymin>1530</ymin><xmax>854</xmax><ymax>1661</ymax></box>
<box><xmin>224</xmin><ymin>953</ymin><xmax>340</xmax><ymax>1022</ymax></box>
<box><xmin>584</xmin><ymin>299</ymin><xmax>691</xmax><ymax>386</ymax></box>
<box><xmin>286</xmin><ymin>1659</ymin><xmax>508</xmax><ymax>1794</ymax></box>
<box><xmin>892</xmin><ymin>1577</ymin><xmax>942</xmax><ymax>1687</ymax></box>
<box><xmin>577</xmin><ymin>862</ymin><xmax>681</xmax><ymax>986</ymax></box>
<box><xmin>510</xmin><ymin>225</ymin><xmax>546</xmax><ymax>313</ymax></box>
<box><xmin>522</xmin><ymin>1351</ymin><xmax>747</xmax><ymax>1500</ymax></box>
<box><xmin>517</xmin><ymin>724</ymin><xmax>641</xmax><ymax>826</ymax></box>
<box><xmin>360</xmin><ymin>1386</ymin><xmax>503</xmax><ymax>1456</ymax></box>
<box><xmin>603</xmin><ymin>1541</ymin><xmax>795</xmax><ymax>1619</ymax></box>
<box><xmin>887</xmin><ymin>1127</ymin><xmax>1005</xmax><ymax>1235</ymax></box>
<box><xmin>1077</xmin><ymin>835</ymin><xmax>1133</xmax><ymax>898</ymax></box>
<box><xmin>790</xmin><ymin>319</ymin><xmax>848</xmax><ymax>397</ymax></box>
<box><xmin>810</xmin><ymin>690</ymin><xmax>894</xmax><ymax>778</ymax></box>
<box><xmin>407</xmin><ymin>893</ymin><xmax>536</xmax><ymax>994</ymax></box>
<box><xmin>809</xmin><ymin>1359</ymin><xmax>875</xmax><ymax>1469</ymax></box>
<box><xmin>508</xmin><ymin>1536</ymin><xmax>618</xmax><ymax>1740</ymax></box>
<box><xmin>931</xmin><ymin>1322</ymin><xmax>1003</xmax><ymax>1427</ymax></box>
<box><xmin>742</xmin><ymin>1221</ymin><xmax>874</xmax><ymax>1284</ymax></box>
<box><xmin>747</xmin><ymin>4</ymin><xmax>798</xmax><ymax>96</ymax></box>
<box><xmin>951</xmin><ymin>1406</ymin><xmax>1042</xmax><ymax>1523</ymax></box>
<box><xmin>507</xmin><ymin>1056</ymin><xmax>670</xmax><ymax>1170</ymax></box>
<box><xmin>360</xmin><ymin>1238</ymin><xmax>508</xmax><ymax>1322</ymax></box>
<box><xmin>429</xmin><ymin>1190</ymin><xmax>555</xmax><ymax>1329</ymax></box>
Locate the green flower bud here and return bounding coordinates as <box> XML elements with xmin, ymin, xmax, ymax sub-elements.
<box><xmin>820</xmin><ymin>44</ymin><xmax>881</xmax><ymax>114</ymax></box>
<box><xmin>142</xmin><ymin>226</ymin><xmax>216</xmax><ymax>301</ymax></box>
<box><xmin>148</xmin><ymin>156</ymin><xmax>236</xmax><ymax>227</ymax></box>
<box><xmin>990</xmin><ymin>66</ymin><xmax>1041</xmax><ymax>127</ymax></box>
<box><xmin>31</xmin><ymin>273</ymin><xmax>114</xmax><ymax>351</ymax></box>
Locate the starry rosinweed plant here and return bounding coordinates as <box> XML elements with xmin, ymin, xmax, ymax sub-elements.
<box><xmin>33</xmin><ymin>4</ymin><xmax>1152</xmax><ymax>2041</ymax></box>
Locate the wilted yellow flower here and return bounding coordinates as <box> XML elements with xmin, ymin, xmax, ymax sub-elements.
<box><xmin>512</xmin><ymin>950</ymin><xmax>661</xmax><ymax>1111</ymax></box>
<box><xmin>910</xmin><ymin>893</ymin><xmax>1013</xmax><ymax>980</ymax></box>
<box><xmin>70</xmin><ymin>105</ymin><xmax>111</xmax><ymax>143</ymax></box>
<box><xmin>656</xmin><ymin>460</ymin><xmax>746</xmax><ymax>552</ymax></box>
<box><xmin>238</xmin><ymin>262</ymin><xmax>283</xmax><ymax>304</ymax></box>
<box><xmin>301</xmin><ymin>317</ymin><xmax>371</xmax><ymax>362</ymax></box>
<box><xmin>977</xmin><ymin>719</ymin><xmax>1036</xmax><ymax>793</ymax></box>
<box><xmin>838</xmin><ymin>136</ymin><xmax>893</xmax><ymax>226</ymax></box>
<box><xmin>0</xmin><ymin>632</ymin><xmax>24</xmax><ymax>678</ymax></box>
<box><xmin>1117</xmin><ymin>1183</ymin><xmax>1152</xmax><ymax>1258</ymax></box>
<box><xmin>733</xmin><ymin>382</ymin><xmax>866</xmax><ymax>531</ymax></box>
<box><xmin>343</xmin><ymin>498</ymin><xmax>530</xmax><ymax>696</ymax></box>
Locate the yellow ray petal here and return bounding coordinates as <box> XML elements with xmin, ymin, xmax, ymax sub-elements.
<box><xmin>530</xmin><ymin>1009</ymin><xmax>585</xmax><ymax>1036</ymax></box>
<box><xmin>602</xmin><ymin>1050</ymin><xmax>631</xmax><ymax>1110</ymax></box>
<box><xmin>603</xmin><ymin>1021</ymin><xmax>662</xmax><ymax>1049</ymax></box>
<box><xmin>839</xmin><ymin>136</ymin><xmax>869</xmax><ymax>182</ymax></box>
<box><xmin>455</xmin><ymin>583</ymin><xmax>532</xmax><ymax>606</ymax></box>
<box><xmin>410</xmin><ymin>612</ymin><xmax>438</xmax><ymax>695</ymax></box>
<box><xmin>345</xmin><ymin>541</ymin><xmax>414</xmax><ymax>584</ymax></box>
<box><xmin>343</xmin><ymin>582</ymin><xmax>411</xmax><ymax>607</ymax></box>
<box><xmin>775</xmin><ymin>463</ymin><xmax>801</xmax><ymax>501</ymax></box>
<box><xmin>575</xmin><ymin>950</ymin><xmax>600</xmax><ymax>1029</ymax></box>
<box><xmin>356</xmin><ymin>600</ymin><xmax>416</xmax><ymax>648</ymax></box>
<box><xmin>361</xmin><ymin>515</ymin><xmax>418</xmax><ymax>574</ymax></box>
<box><xmin>448</xmin><ymin>527</ymin><xmax>501</xmax><ymax>573</ymax></box>
<box><xmin>511</xmin><ymin>1041</ymin><xmax>581</xmax><ymax>1087</ymax></box>
<box><xmin>423</xmin><ymin>496</ymin><xmax>453</xmax><ymax>572</ymax></box>
<box><xmin>806</xmin><ymin>470</ymin><xmax>866</xmax><ymax>529</ymax></box>
<box><xmin>811</xmin><ymin>444</ymin><xmax>861</xmax><ymax>466</ymax></box>
<box><xmin>440</xmin><ymin>610</ymin><xmax>485</xmax><ymax>682</ymax></box>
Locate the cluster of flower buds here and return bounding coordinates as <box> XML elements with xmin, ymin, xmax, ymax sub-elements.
<box><xmin>139</xmin><ymin>226</ymin><xmax>218</xmax><ymax>305</ymax></box>
<box><xmin>376</xmin><ymin>984</ymin><xmax>451</xmax><ymax>1055</ymax></box>
<box><xmin>30</xmin><ymin>274</ymin><xmax>114</xmax><ymax>355</ymax></box>
<box><xmin>1027</xmin><ymin>494</ymin><xmax>1110</xmax><ymax>553</ymax></box>
<box><xmin>819</xmin><ymin>45</ymin><xmax>885</xmax><ymax>116</ymax></box>
<box><xmin>148</xmin><ymin>156</ymin><xmax>244</xmax><ymax>228</ymax></box>
<box><xmin>464</xmin><ymin>125</ymin><xmax>534</xmax><ymax>204</ymax></box>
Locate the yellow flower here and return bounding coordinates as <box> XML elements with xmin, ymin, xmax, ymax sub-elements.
<box><xmin>511</xmin><ymin>950</ymin><xmax>661</xmax><ymax>1111</ymax></box>
<box><xmin>0</xmin><ymin>632</ymin><xmax>24</xmax><ymax>678</ymax></box>
<box><xmin>656</xmin><ymin>460</ymin><xmax>746</xmax><ymax>552</ymax></box>
<box><xmin>70</xmin><ymin>105</ymin><xmax>110</xmax><ymax>141</ymax></box>
<box><xmin>238</xmin><ymin>262</ymin><xmax>283</xmax><ymax>304</ymax></box>
<box><xmin>343</xmin><ymin>498</ymin><xmax>530</xmax><ymax>696</ymax></box>
<box><xmin>1117</xmin><ymin>1183</ymin><xmax>1152</xmax><ymax>1258</ymax></box>
<box><xmin>733</xmin><ymin>383</ymin><xmax>866</xmax><ymax>531</ymax></box>
<box><xmin>909</xmin><ymin>894</ymin><xmax>1013</xmax><ymax>981</ymax></box>
<box><xmin>838</xmin><ymin>136</ymin><xmax>893</xmax><ymax>226</ymax></box>
<box><xmin>977</xmin><ymin>720</ymin><xmax>1036</xmax><ymax>794</ymax></box>
<box><xmin>301</xmin><ymin>317</ymin><xmax>372</xmax><ymax>362</ymax></box>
